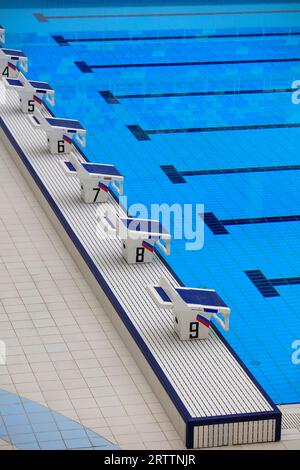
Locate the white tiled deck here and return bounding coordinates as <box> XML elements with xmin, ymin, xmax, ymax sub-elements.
<box><xmin>0</xmin><ymin>130</ymin><xmax>299</xmax><ymax>450</ymax></box>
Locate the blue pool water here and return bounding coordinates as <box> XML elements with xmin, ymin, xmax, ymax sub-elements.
<box><xmin>1</xmin><ymin>2</ymin><xmax>300</xmax><ymax>404</ymax></box>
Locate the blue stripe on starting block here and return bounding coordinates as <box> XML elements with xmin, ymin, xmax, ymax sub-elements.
<box><xmin>33</xmin><ymin>95</ymin><xmax>42</xmax><ymax>105</ymax></box>
<box><xmin>142</xmin><ymin>241</ymin><xmax>154</xmax><ymax>253</ymax></box>
<box><xmin>8</xmin><ymin>62</ymin><xmax>17</xmax><ymax>71</ymax></box>
<box><xmin>196</xmin><ymin>314</ymin><xmax>210</xmax><ymax>328</ymax></box>
<box><xmin>63</xmin><ymin>134</ymin><xmax>73</xmax><ymax>145</ymax></box>
<box><xmin>98</xmin><ymin>182</ymin><xmax>108</xmax><ymax>192</ymax></box>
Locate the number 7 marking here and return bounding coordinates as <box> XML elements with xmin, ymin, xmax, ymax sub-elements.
<box><xmin>93</xmin><ymin>187</ymin><xmax>100</xmax><ymax>202</ymax></box>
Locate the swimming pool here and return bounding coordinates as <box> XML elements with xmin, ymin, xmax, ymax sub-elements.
<box><xmin>1</xmin><ymin>1</ymin><xmax>300</xmax><ymax>404</ymax></box>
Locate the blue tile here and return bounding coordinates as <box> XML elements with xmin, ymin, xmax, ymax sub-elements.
<box><xmin>3</xmin><ymin>414</ymin><xmax>29</xmax><ymax>426</ymax></box>
<box><xmin>10</xmin><ymin>433</ymin><xmax>38</xmax><ymax>446</ymax></box>
<box><xmin>39</xmin><ymin>441</ymin><xmax>67</xmax><ymax>450</ymax></box>
<box><xmin>0</xmin><ymin>394</ymin><xmax>21</xmax><ymax>406</ymax></box>
<box><xmin>64</xmin><ymin>438</ymin><xmax>91</xmax><ymax>449</ymax></box>
<box><xmin>18</xmin><ymin>442</ymin><xmax>40</xmax><ymax>451</ymax></box>
<box><xmin>89</xmin><ymin>436</ymin><xmax>113</xmax><ymax>447</ymax></box>
<box><xmin>31</xmin><ymin>421</ymin><xmax>59</xmax><ymax>433</ymax></box>
<box><xmin>0</xmin><ymin>404</ymin><xmax>26</xmax><ymax>416</ymax></box>
<box><xmin>52</xmin><ymin>414</ymin><xmax>83</xmax><ymax>431</ymax></box>
<box><xmin>36</xmin><ymin>431</ymin><xmax>62</xmax><ymax>443</ymax></box>
<box><xmin>28</xmin><ymin>412</ymin><xmax>55</xmax><ymax>425</ymax></box>
<box><xmin>6</xmin><ymin>424</ymin><xmax>33</xmax><ymax>436</ymax></box>
<box><xmin>23</xmin><ymin>402</ymin><xmax>49</xmax><ymax>414</ymax></box>
<box><xmin>60</xmin><ymin>429</ymin><xmax>88</xmax><ymax>440</ymax></box>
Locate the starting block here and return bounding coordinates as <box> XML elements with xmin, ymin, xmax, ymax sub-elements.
<box><xmin>0</xmin><ymin>48</ymin><xmax>28</xmax><ymax>79</ymax></box>
<box><xmin>0</xmin><ymin>26</ymin><xmax>5</xmax><ymax>45</ymax></box>
<box><xmin>147</xmin><ymin>276</ymin><xmax>231</xmax><ymax>340</ymax></box>
<box><xmin>60</xmin><ymin>154</ymin><xmax>124</xmax><ymax>203</ymax></box>
<box><xmin>28</xmin><ymin>114</ymin><xmax>86</xmax><ymax>154</ymax></box>
<box><xmin>99</xmin><ymin>209</ymin><xmax>171</xmax><ymax>264</ymax></box>
<box><xmin>4</xmin><ymin>75</ymin><xmax>55</xmax><ymax>114</ymax></box>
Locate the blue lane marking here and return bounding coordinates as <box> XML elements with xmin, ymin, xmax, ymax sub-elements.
<box><xmin>53</xmin><ymin>30</ymin><xmax>300</xmax><ymax>46</ymax></box>
<box><xmin>33</xmin><ymin>7</ymin><xmax>300</xmax><ymax>24</ymax></box>
<box><xmin>129</xmin><ymin>123</ymin><xmax>300</xmax><ymax>141</ymax></box>
<box><xmin>0</xmin><ymin>389</ymin><xmax>118</xmax><ymax>450</ymax></box>
<box><xmin>245</xmin><ymin>270</ymin><xmax>300</xmax><ymax>297</ymax></box>
<box><xmin>76</xmin><ymin>57</ymin><xmax>300</xmax><ymax>72</ymax></box>
<box><xmin>203</xmin><ymin>213</ymin><xmax>230</xmax><ymax>235</ymax></box>
<box><xmin>99</xmin><ymin>87</ymin><xmax>294</xmax><ymax>104</ymax></box>
<box><xmin>161</xmin><ymin>164</ymin><xmax>300</xmax><ymax>184</ymax></box>
<box><xmin>204</xmin><ymin>213</ymin><xmax>300</xmax><ymax>235</ymax></box>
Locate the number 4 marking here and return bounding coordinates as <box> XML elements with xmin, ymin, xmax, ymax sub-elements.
<box><xmin>2</xmin><ymin>66</ymin><xmax>9</xmax><ymax>77</ymax></box>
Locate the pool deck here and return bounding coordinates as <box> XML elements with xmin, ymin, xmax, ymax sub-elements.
<box><xmin>1</xmin><ymin>83</ymin><xmax>300</xmax><ymax>448</ymax></box>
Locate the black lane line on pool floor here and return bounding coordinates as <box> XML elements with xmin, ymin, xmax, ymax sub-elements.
<box><xmin>128</xmin><ymin>122</ymin><xmax>300</xmax><ymax>141</ymax></box>
<box><xmin>161</xmin><ymin>164</ymin><xmax>300</xmax><ymax>184</ymax></box>
<box><xmin>99</xmin><ymin>87</ymin><xmax>294</xmax><ymax>104</ymax></box>
<box><xmin>75</xmin><ymin>57</ymin><xmax>300</xmax><ymax>73</ymax></box>
<box><xmin>54</xmin><ymin>31</ymin><xmax>300</xmax><ymax>46</ymax></box>
<box><xmin>245</xmin><ymin>270</ymin><xmax>300</xmax><ymax>297</ymax></box>
<box><xmin>35</xmin><ymin>8</ymin><xmax>300</xmax><ymax>23</ymax></box>
<box><xmin>203</xmin><ymin>213</ymin><xmax>300</xmax><ymax>235</ymax></box>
